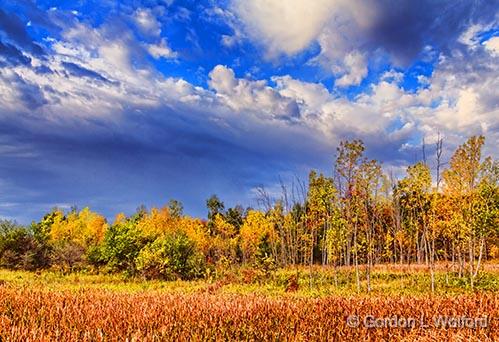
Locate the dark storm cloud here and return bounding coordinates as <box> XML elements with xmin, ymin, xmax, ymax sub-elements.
<box><xmin>0</xmin><ymin>9</ymin><xmax>45</xmax><ymax>57</ymax></box>
<box><xmin>0</xmin><ymin>40</ymin><xmax>31</xmax><ymax>66</ymax></box>
<box><xmin>13</xmin><ymin>0</ymin><xmax>61</xmax><ymax>31</ymax></box>
<box><xmin>1</xmin><ymin>72</ymin><xmax>48</xmax><ymax>110</ymax></box>
<box><xmin>18</xmin><ymin>83</ymin><xmax>48</xmax><ymax>110</ymax></box>
<box><xmin>0</xmin><ymin>103</ymin><xmax>304</xmax><ymax>222</ymax></box>
<box><xmin>34</xmin><ymin>65</ymin><xmax>53</xmax><ymax>74</ymax></box>
<box><xmin>62</xmin><ymin>62</ymin><xmax>111</xmax><ymax>83</ymax></box>
<box><xmin>366</xmin><ymin>0</ymin><xmax>498</xmax><ymax>65</ymax></box>
<box><xmin>0</xmin><ymin>0</ymin><xmax>496</xmax><ymax>225</ymax></box>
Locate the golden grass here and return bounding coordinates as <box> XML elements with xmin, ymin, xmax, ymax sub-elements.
<box><xmin>0</xmin><ymin>265</ymin><xmax>498</xmax><ymax>341</ymax></box>
<box><xmin>0</xmin><ymin>286</ymin><xmax>497</xmax><ymax>341</ymax></box>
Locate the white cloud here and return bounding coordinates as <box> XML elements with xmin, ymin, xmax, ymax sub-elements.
<box><xmin>458</xmin><ymin>24</ymin><xmax>484</xmax><ymax>49</ymax></box>
<box><xmin>203</xmin><ymin>6</ymin><xmax>245</xmax><ymax>48</ymax></box>
<box><xmin>205</xmin><ymin>46</ymin><xmax>498</xmax><ymax>161</ymax></box>
<box><xmin>147</xmin><ymin>38</ymin><xmax>177</xmax><ymax>59</ymax></box>
<box><xmin>208</xmin><ymin>65</ymin><xmax>299</xmax><ymax>119</ymax></box>
<box><xmin>230</xmin><ymin>0</ymin><xmax>498</xmax><ymax>92</ymax></box>
<box><xmin>232</xmin><ymin>0</ymin><xmax>340</xmax><ymax>57</ymax></box>
<box><xmin>231</xmin><ymin>0</ymin><xmax>375</xmax><ymax>85</ymax></box>
<box><xmin>208</xmin><ymin>65</ymin><xmax>238</xmax><ymax>94</ymax></box>
<box><xmin>1</xmin><ymin>16</ymin><xmax>497</xmax><ymax>179</ymax></box>
<box><xmin>483</xmin><ymin>36</ymin><xmax>499</xmax><ymax>57</ymax></box>
<box><xmin>273</xmin><ymin>75</ymin><xmax>331</xmax><ymax>110</ymax></box>
<box><xmin>0</xmin><ymin>21</ymin><xmax>201</xmax><ymax>120</ymax></box>
<box><xmin>133</xmin><ymin>8</ymin><xmax>162</xmax><ymax>36</ymax></box>
<box><xmin>334</xmin><ymin>51</ymin><xmax>368</xmax><ymax>87</ymax></box>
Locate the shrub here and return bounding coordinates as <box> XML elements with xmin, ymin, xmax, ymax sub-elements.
<box><xmin>50</xmin><ymin>241</ymin><xmax>86</xmax><ymax>273</ymax></box>
<box><xmin>0</xmin><ymin>220</ymin><xmax>41</xmax><ymax>270</ymax></box>
<box><xmin>136</xmin><ymin>231</ymin><xmax>205</xmax><ymax>280</ymax></box>
<box><xmin>99</xmin><ymin>220</ymin><xmax>148</xmax><ymax>274</ymax></box>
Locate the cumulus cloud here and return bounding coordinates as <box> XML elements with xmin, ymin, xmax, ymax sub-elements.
<box><xmin>0</xmin><ymin>2</ymin><xmax>497</xmax><ymax>222</ymax></box>
<box><xmin>208</xmin><ymin>65</ymin><xmax>300</xmax><ymax>120</ymax></box>
<box><xmin>272</xmin><ymin>72</ymin><xmax>414</xmax><ymax>141</ymax></box>
<box><xmin>205</xmin><ymin>44</ymin><xmax>497</xmax><ymax>163</ymax></box>
<box><xmin>146</xmin><ymin>38</ymin><xmax>177</xmax><ymax>59</ymax></box>
<box><xmin>205</xmin><ymin>42</ymin><xmax>498</xmax><ymax>167</ymax></box>
<box><xmin>334</xmin><ymin>51</ymin><xmax>368</xmax><ymax>87</ymax></box>
<box><xmin>231</xmin><ymin>0</ymin><xmax>339</xmax><ymax>57</ymax></box>
<box><xmin>206</xmin><ymin>63</ymin><xmax>418</xmax><ymax>160</ymax></box>
<box><xmin>0</xmin><ymin>15</ymin><xmax>326</xmax><ymax>220</ymax></box>
<box><xmin>133</xmin><ymin>8</ymin><xmax>162</xmax><ymax>36</ymax></box>
<box><xmin>231</xmin><ymin>0</ymin><xmax>498</xmax><ymax>85</ymax></box>
<box><xmin>414</xmin><ymin>49</ymin><xmax>499</xmax><ymax>152</ymax></box>
<box><xmin>483</xmin><ymin>36</ymin><xmax>499</xmax><ymax>57</ymax></box>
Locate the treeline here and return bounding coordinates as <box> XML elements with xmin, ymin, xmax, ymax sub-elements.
<box><xmin>0</xmin><ymin>135</ymin><xmax>497</xmax><ymax>291</ymax></box>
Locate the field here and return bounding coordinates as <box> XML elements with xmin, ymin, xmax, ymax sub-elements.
<box><xmin>0</xmin><ymin>265</ymin><xmax>498</xmax><ymax>341</ymax></box>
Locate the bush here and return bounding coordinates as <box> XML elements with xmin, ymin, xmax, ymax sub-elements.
<box><xmin>50</xmin><ymin>241</ymin><xmax>86</xmax><ymax>273</ymax></box>
<box><xmin>136</xmin><ymin>232</ymin><xmax>205</xmax><ymax>280</ymax></box>
<box><xmin>99</xmin><ymin>220</ymin><xmax>148</xmax><ymax>274</ymax></box>
<box><xmin>0</xmin><ymin>220</ymin><xmax>42</xmax><ymax>270</ymax></box>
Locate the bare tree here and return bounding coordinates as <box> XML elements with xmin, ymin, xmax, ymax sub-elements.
<box><xmin>435</xmin><ymin>133</ymin><xmax>444</xmax><ymax>192</ymax></box>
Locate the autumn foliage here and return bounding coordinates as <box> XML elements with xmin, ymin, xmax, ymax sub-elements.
<box><xmin>0</xmin><ymin>135</ymin><xmax>497</xmax><ymax>292</ymax></box>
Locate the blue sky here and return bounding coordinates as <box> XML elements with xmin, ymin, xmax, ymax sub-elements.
<box><xmin>0</xmin><ymin>0</ymin><xmax>498</xmax><ymax>223</ymax></box>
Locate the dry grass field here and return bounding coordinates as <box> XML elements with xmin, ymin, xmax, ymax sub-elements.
<box><xmin>0</xmin><ymin>288</ymin><xmax>497</xmax><ymax>341</ymax></box>
<box><xmin>0</xmin><ymin>266</ymin><xmax>498</xmax><ymax>341</ymax></box>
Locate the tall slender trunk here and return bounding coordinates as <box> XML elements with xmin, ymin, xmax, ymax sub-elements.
<box><xmin>334</xmin><ymin>260</ymin><xmax>338</xmax><ymax>287</ymax></box>
<box><xmin>354</xmin><ymin>222</ymin><xmax>360</xmax><ymax>293</ymax></box>
<box><xmin>347</xmin><ymin>237</ymin><xmax>351</xmax><ymax>267</ymax></box>
<box><xmin>458</xmin><ymin>246</ymin><xmax>464</xmax><ymax>278</ymax></box>
<box><xmin>399</xmin><ymin>239</ymin><xmax>404</xmax><ymax>265</ymax></box>
<box><xmin>322</xmin><ymin>220</ymin><xmax>328</xmax><ymax>266</ymax></box>
<box><xmin>416</xmin><ymin>228</ymin><xmax>421</xmax><ymax>264</ymax></box>
<box><xmin>423</xmin><ymin>233</ymin><xmax>429</xmax><ymax>266</ymax></box>
<box><xmin>430</xmin><ymin>237</ymin><xmax>435</xmax><ymax>293</ymax></box>
<box><xmin>469</xmin><ymin>236</ymin><xmax>475</xmax><ymax>290</ymax></box>
<box><xmin>473</xmin><ymin>238</ymin><xmax>485</xmax><ymax>279</ymax></box>
<box><xmin>309</xmin><ymin>226</ymin><xmax>314</xmax><ymax>290</ymax></box>
<box><xmin>451</xmin><ymin>240</ymin><xmax>455</xmax><ymax>272</ymax></box>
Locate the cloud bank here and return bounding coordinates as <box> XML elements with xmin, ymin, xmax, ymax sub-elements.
<box><xmin>0</xmin><ymin>0</ymin><xmax>497</xmax><ymax>222</ymax></box>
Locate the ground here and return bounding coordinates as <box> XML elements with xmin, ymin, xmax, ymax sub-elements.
<box><xmin>0</xmin><ymin>264</ymin><xmax>498</xmax><ymax>341</ymax></box>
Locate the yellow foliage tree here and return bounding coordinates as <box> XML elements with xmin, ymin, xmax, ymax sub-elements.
<box><xmin>178</xmin><ymin>216</ymin><xmax>210</xmax><ymax>255</ymax></box>
<box><xmin>206</xmin><ymin>214</ymin><xmax>238</xmax><ymax>264</ymax></box>
<box><xmin>137</xmin><ymin>206</ymin><xmax>177</xmax><ymax>238</ymax></box>
<box><xmin>49</xmin><ymin>207</ymin><xmax>107</xmax><ymax>248</ymax></box>
<box><xmin>240</xmin><ymin>210</ymin><xmax>276</xmax><ymax>264</ymax></box>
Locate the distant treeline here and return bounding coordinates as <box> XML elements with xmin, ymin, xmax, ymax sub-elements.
<box><xmin>0</xmin><ymin>135</ymin><xmax>497</xmax><ymax>291</ymax></box>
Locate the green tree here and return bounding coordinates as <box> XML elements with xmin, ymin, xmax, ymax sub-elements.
<box><xmin>99</xmin><ymin>213</ymin><xmax>148</xmax><ymax>275</ymax></box>
<box><xmin>168</xmin><ymin>199</ymin><xmax>184</xmax><ymax>219</ymax></box>
<box><xmin>355</xmin><ymin>159</ymin><xmax>383</xmax><ymax>292</ymax></box>
<box><xmin>206</xmin><ymin>194</ymin><xmax>225</xmax><ymax>235</ymax></box>
<box><xmin>334</xmin><ymin>139</ymin><xmax>366</xmax><ymax>291</ymax></box>
<box><xmin>0</xmin><ymin>220</ymin><xmax>37</xmax><ymax>270</ymax></box>
<box><xmin>136</xmin><ymin>231</ymin><xmax>205</xmax><ymax>280</ymax></box>
<box><xmin>307</xmin><ymin>171</ymin><xmax>339</xmax><ymax>266</ymax></box>
<box><xmin>226</xmin><ymin>205</ymin><xmax>244</xmax><ymax>232</ymax></box>
<box><xmin>442</xmin><ymin>136</ymin><xmax>491</xmax><ymax>289</ymax></box>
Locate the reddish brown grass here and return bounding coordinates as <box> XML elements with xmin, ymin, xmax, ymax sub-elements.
<box><xmin>0</xmin><ymin>287</ymin><xmax>497</xmax><ymax>341</ymax></box>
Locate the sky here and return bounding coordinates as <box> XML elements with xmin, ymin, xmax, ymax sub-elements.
<box><xmin>0</xmin><ymin>0</ymin><xmax>498</xmax><ymax>223</ymax></box>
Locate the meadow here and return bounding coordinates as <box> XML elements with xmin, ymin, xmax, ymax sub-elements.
<box><xmin>0</xmin><ymin>264</ymin><xmax>498</xmax><ymax>341</ymax></box>
<box><xmin>0</xmin><ymin>136</ymin><xmax>497</xmax><ymax>340</ymax></box>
